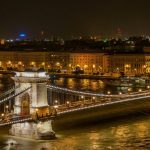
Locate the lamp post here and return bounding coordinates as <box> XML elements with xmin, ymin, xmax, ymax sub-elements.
<box><xmin>92</xmin><ymin>64</ymin><xmax>96</xmax><ymax>74</ymax></box>
<box><xmin>41</xmin><ymin>62</ymin><xmax>45</xmax><ymax>70</ymax></box>
<box><xmin>92</xmin><ymin>96</ymin><xmax>96</xmax><ymax>103</ymax></box>
<box><xmin>66</xmin><ymin>101</ymin><xmax>70</xmax><ymax>107</ymax></box>
<box><xmin>134</xmin><ymin>68</ymin><xmax>137</xmax><ymax>76</ymax></box>
<box><xmin>84</xmin><ymin>65</ymin><xmax>88</xmax><ymax>74</ymax></box>
<box><xmin>80</xmin><ymin>95</ymin><xmax>84</xmax><ymax>105</ymax></box>
<box><xmin>5</xmin><ymin>105</ymin><xmax>9</xmax><ymax>114</ymax></box>
<box><xmin>138</xmin><ymin>89</ymin><xmax>142</xmax><ymax>92</ymax></box>
<box><xmin>107</xmin><ymin>91</ymin><xmax>111</xmax><ymax>95</ymax></box>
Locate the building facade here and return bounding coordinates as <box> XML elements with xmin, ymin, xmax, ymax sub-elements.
<box><xmin>0</xmin><ymin>51</ymin><xmax>70</xmax><ymax>71</ymax></box>
<box><xmin>1</xmin><ymin>50</ymin><xmax>150</xmax><ymax>75</ymax></box>
<box><xmin>69</xmin><ymin>53</ymin><xmax>108</xmax><ymax>74</ymax></box>
<box><xmin>108</xmin><ymin>54</ymin><xmax>148</xmax><ymax>75</ymax></box>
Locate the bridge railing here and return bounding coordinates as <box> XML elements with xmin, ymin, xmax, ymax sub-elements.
<box><xmin>0</xmin><ymin>85</ymin><xmax>20</xmax><ymax>100</ymax></box>
<box><xmin>0</xmin><ymin>86</ymin><xmax>32</xmax><ymax>105</ymax></box>
<box><xmin>47</xmin><ymin>84</ymin><xmax>150</xmax><ymax>99</ymax></box>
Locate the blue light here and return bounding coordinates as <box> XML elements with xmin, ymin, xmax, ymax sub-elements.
<box><xmin>19</xmin><ymin>33</ymin><xmax>26</xmax><ymax>37</ymax></box>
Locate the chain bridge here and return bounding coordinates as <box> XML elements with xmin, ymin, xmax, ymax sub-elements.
<box><xmin>0</xmin><ymin>71</ymin><xmax>150</xmax><ymax>139</ymax></box>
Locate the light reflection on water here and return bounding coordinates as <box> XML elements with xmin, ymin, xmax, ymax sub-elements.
<box><xmin>0</xmin><ymin>116</ymin><xmax>150</xmax><ymax>149</ymax></box>
<box><xmin>53</xmin><ymin>78</ymin><xmax>105</xmax><ymax>93</ymax></box>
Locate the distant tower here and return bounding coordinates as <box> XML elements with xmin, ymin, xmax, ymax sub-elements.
<box><xmin>116</xmin><ymin>28</ymin><xmax>122</xmax><ymax>39</ymax></box>
<box><xmin>40</xmin><ymin>30</ymin><xmax>45</xmax><ymax>40</ymax></box>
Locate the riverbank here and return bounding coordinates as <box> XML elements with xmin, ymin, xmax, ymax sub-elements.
<box><xmin>49</xmin><ymin>73</ymin><xmax>120</xmax><ymax>80</ymax></box>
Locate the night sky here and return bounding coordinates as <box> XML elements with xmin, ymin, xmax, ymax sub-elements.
<box><xmin>0</xmin><ymin>0</ymin><xmax>150</xmax><ymax>39</ymax></box>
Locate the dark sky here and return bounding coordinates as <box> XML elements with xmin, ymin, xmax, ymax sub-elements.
<box><xmin>0</xmin><ymin>0</ymin><xmax>150</xmax><ymax>39</ymax></box>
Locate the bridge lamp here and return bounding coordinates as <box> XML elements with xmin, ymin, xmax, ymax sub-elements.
<box><xmin>54</xmin><ymin>100</ymin><xmax>58</xmax><ymax>104</ymax></box>
<box><xmin>1</xmin><ymin>113</ymin><xmax>4</xmax><ymax>117</ymax></box>
<box><xmin>147</xmin><ymin>86</ymin><xmax>150</xmax><ymax>89</ymax></box>
<box><xmin>35</xmin><ymin>108</ymin><xmax>38</xmax><ymax>112</ymax></box>
<box><xmin>107</xmin><ymin>91</ymin><xmax>111</xmax><ymax>95</ymax></box>
<box><xmin>138</xmin><ymin>89</ymin><xmax>142</xmax><ymax>92</ymax></box>
<box><xmin>81</xmin><ymin>96</ymin><xmax>84</xmax><ymax>99</ymax></box>
<box><xmin>66</xmin><ymin>101</ymin><xmax>70</xmax><ymax>104</ymax></box>
<box><xmin>5</xmin><ymin>105</ymin><xmax>9</xmax><ymax>113</ymax></box>
<box><xmin>128</xmin><ymin>88</ymin><xmax>131</xmax><ymax>92</ymax></box>
<box><xmin>92</xmin><ymin>97</ymin><xmax>96</xmax><ymax>100</ymax></box>
<box><xmin>54</xmin><ymin>105</ymin><xmax>58</xmax><ymax>109</ymax></box>
<box><xmin>119</xmin><ymin>92</ymin><xmax>122</xmax><ymax>95</ymax></box>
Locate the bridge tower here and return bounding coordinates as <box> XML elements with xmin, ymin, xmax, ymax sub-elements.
<box><xmin>10</xmin><ymin>71</ymin><xmax>55</xmax><ymax>139</ymax></box>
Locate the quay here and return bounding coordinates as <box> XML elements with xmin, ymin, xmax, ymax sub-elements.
<box><xmin>49</xmin><ymin>73</ymin><xmax>120</xmax><ymax>80</ymax></box>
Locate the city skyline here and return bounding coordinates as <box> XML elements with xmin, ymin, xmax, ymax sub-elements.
<box><xmin>0</xmin><ymin>0</ymin><xmax>150</xmax><ymax>39</ymax></box>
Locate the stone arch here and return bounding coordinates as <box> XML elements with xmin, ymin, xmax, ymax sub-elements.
<box><xmin>21</xmin><ymin>93</ymin><xmax>30</xmax><ymax>115</ymax></box>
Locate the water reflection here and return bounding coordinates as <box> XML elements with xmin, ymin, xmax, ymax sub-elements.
<box><xmin>53</xmin><ymin>78</ymin><xmax>105</xmax><ymax>93</ymax></box>
<box><xmin>4</xmin><ymin>139</ymin><xmax>18</xmax><ymax>150</ymax></box>
<box><xmin>0</xmin><ymin>116</ymin><xmax>150</xmax><ymax>149</ymax></box>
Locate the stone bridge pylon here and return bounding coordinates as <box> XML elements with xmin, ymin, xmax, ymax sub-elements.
<box><xmin>10</xmin><ymin>71</ymin><xmax>55</xmax><ymax>140</ymax></box>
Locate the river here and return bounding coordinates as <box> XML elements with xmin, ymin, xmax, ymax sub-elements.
<box><xmin>1</xmin><ymin>115</ymin><xmax>150</xmax><ymax>150</ymax></box>
<box><xmin>0</xmin><ymin>76</ymin><xmax>150</xmax><ymax>150</ymax></box>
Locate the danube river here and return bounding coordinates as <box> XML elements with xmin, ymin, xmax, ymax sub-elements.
<box><xmin>0</xmin><ymin>76</ymin><xmax>150</xmax><ymax>150</ymax></box>
<box><xmin>1</xmin><ymin>116</ymin><xmax>150</xmax><ymax>150</ymax></box>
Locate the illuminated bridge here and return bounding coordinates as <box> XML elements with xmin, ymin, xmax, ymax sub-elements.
<box><xmin>0</xmin><ymin>71</ymin><xmax>150</xmax><ymax>139</ymax></box>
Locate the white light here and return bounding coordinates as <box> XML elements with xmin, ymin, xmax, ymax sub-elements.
<box><xmin>55</xmin><ymin>100</ymin><xmax>58</xmax><ymax>104</ymax></box>
<box><xmin>66</xmin><ymin>101</ymin><xmax>70</xmax><ymax>104</ymax></box>
<box><xmin>107</xmin><ymin>91</ymin><xmax>111</xmax><ymax>95</ymax></box>
<box><xmin>119</xmin><ymin>92</ymin><xmax>122</xmax><ymax>95</ymax></box>
<box><xmin>81</xmin><ymin>95</ymin><xmax>84</xmax><ymax>99</ymax></box>
<box><xmin>15</xmin><ymin>72</ymin><xmax>47</xmax><ymax>78</ymax></box>
<box><xmin>139</xmin><ymin>89</ymin><xmax>142</xmax><ymax>92</ymax></box>
<box><xmin>54</xmin><ymin>105</ymin><xmax>58</xmax><ymax>108</ymax></box>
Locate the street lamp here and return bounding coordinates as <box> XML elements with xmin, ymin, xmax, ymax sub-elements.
<box><xmin>54</xmin><ymin>100</ymin><xmax>58</xmax><ymax>104</ymax></box>
<box><xmin>134</xmin><ymin>68</ymin><xmax>137</xmax><ymax>76</ymax></box>
<box><xmin>41</xmin><ymin>62</ymin><xmax>45</xmax><ymax>69</ymax></box>
<box><xmin>119</xmin><ymin>92</ymin><xmax>122</xmax><ymax>95</ymax></box>
<box><xmin>84</xmin><ymin>65</ymin><xmax>88</xmax><ymax>73</ymax></box>
<box><xmin>35</xmin><ymin>108</ymin><xmax>38</xmax><ymax>112</ymax></box>
<box><xmin>138</xmin><ymin>89</ymin><xmax>142</xmax><ymax>92</ymax></box>
<box><xmin>147</xmin><ymin>85</ymin><xmax>150</xmax><ymax>89</ymax></box>
<box><xmin>5</xmin><ymin>105</ymin><xmax>9</xmax><ymax>113</ymax></box>
<box><xmin>107</xmin><ymin>91</ymin><xmax>111</xmax><ymax>95</ymax></box>
<box><xmin>92</xmin><ymin>64</ymin><xmax>96</xmax><ymax>73</ymax></box>
<box><xmin>92</xmin><ymin>96</ymin><xmax>96</xmax><ymax>103</ymax></box>
<box><xmin>80</xmin><ymin>95</ymin><xmax>84</xmax><ymax>105</ymax></box>
<box><xmin>143</xmin><ymin>65</ymin><xmax>147</xmax><ymax>74</ymax></box>
<box><xmin>128</xmin><ymin>88</ymin><xmax>132</xmax><ymax>92</ymax></box>
<box><xmin>66</xmin><ymin>101</ymin><xmax>70</xmax><ymax>107</ymax></box>
<box><xmin>92</xmin><ymin>96</ymin><xmax>95</xmax><ymax>100</ymax></box>
<box><xmin>54</xmin><ymin>105</ymin><xmax>58</xmax><ymax>109</ymax></box>
<box><xmin>81</xmin><ymin>95</ymin><xmax>84</xmax><ymax>100</ymax></box>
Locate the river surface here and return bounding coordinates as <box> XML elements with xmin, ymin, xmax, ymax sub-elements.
<box><xmin>0</xmin><ymin>76</ymin><xmax>150</xmax><ymax>150</ymax></box>
<box><xmin>1</xmin><ymin>116</ymin><xmax>150</xmax><ymax>150</ymax></box>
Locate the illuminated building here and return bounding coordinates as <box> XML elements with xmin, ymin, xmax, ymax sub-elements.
<box><xmin>0</xmin><ymin>50</ymin><xmax>150</xmax><ymax>75</ymax></box>
<box><xmin>70</xmin><ymin>53</ymin><xmax>108</xmax><ymax>74</ymax></box>
<box><xmin>108</xmin><ymin>54</ymin><xmax>149</xmax><ymax>75</ymax></box>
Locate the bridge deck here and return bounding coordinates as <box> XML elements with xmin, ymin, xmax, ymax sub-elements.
<box><xmin>0</xmin><ymin>84</ymin><xmax>150</xmax><ymax>127</ymax></box>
